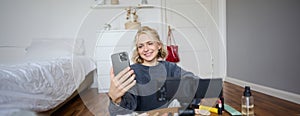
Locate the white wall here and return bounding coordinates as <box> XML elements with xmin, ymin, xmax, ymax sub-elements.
<box><xmin>0</xmin><ymin>0</ymin><xmax>92</xmax><ymax>46</ymax></box>
<box><xmin>164</xmin><ymin>0</ymin><xmax>226</xmax><ymax>78</ymax></box>
<box><xmin>0</xmin><ymin>0</ymin><xmax>225</xmax><ymax>88</ymax></box>
<box><xmin>0</xmin><ymin>0</ymin><xmax>93</xmax><ymax>64</ymax></box>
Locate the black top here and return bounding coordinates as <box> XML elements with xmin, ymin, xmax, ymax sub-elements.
<box><xmin>109</xmin><ymin>61</ymin><xmax>202</xmax><ymax>115</ymax></box>
<box><xmin>129</xmin><ymin>61</ymin><xmax>183</xmax><ymax>111</ymax></box>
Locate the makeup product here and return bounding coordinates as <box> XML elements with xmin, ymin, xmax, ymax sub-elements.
<box><xmin>195</xmin><ymin>109</ymin><xmax>211</xmax><ymax>115</ymax></box>
<box><xmin>220</xmin><ymin>96</ymin><xmax>225</xmax><ymax>111</ymax></box>
<box><xmin>199</xmin><ymin>105</ymin><xmax>218</xmax><ymax>114</ymax></box>
<box><xmin>178</xmin><ymin>108</ymin><xmax>195</xmax><ymax>116</ymax></box>
<box><xmin>224</xmin><ymin>104</ymin><xmax>242</xmax><ymax>116</ymax></box>
<box><xmin>217</xmin><ymin>99</ymin><xmax>223</xmax><ymax>115</ymax></box>
<box><xmin>189</xmin><ymin>104</ymin><xmax>219</xmax><ymax>114</ymax></box>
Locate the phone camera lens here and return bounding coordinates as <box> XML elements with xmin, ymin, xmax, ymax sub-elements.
<box><xmin>119</xmin><ymin>53</ymin><xmax>128</xmax><ymax>61</ymax></box>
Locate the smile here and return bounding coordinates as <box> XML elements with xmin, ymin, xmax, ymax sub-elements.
<box><xmin>144</xmin><ymin>52</ymin><xmax>153</xmax><ymax>57</ymax></box>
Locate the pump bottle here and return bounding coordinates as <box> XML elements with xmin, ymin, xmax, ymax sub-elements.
<box><xmin>241</xmin><ymin>86</ymin><xmax>254</xmax><ymax>116</ymax></box>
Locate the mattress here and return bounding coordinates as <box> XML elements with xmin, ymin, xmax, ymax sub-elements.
<box><xmin>0</xmin><ymin>56</ymin><xmax>96</xmax><ymax>113</ymax></box>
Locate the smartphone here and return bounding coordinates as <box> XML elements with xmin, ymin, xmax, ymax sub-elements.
<box><xmin>111</xmin><ymin>52</ymin><xmax>130</xmax><ymax>76</ymax></box>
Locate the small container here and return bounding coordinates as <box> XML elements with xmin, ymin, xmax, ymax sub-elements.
<box><xmin>95</xmin><ymin>0</ymin><xmax>105</xmax><ymax>5</ymax></box>
<box><xmin>141</xmin><ymin>0</ymin><xmax>148</xmax><ymax>4</ymax></box>
<box><xmin>103</xmin><ymin>23</ymin><xmax>111</xmax><ymax>30</ymax></box>
<box><xmin>241</xmin><ymin>86</ymin><xmax>254</xmax><ymax>116</ymax></box>
<box><xmin>111</xmin><ymin>0</ymin><xmax>119</xmax><ymax>5</ymax></box>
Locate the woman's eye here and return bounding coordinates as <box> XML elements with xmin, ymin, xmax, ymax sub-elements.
<box><xmin>138</xmin><ymin>45</ymin><xmax>143</xmax><ymax>48</ymax></box>
<box><xmin>148</xmin><ymin>42</ymin><xmax>153</xmax><ymax>45</ymax></box>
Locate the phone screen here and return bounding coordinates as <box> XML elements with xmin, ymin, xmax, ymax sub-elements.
<box><xmin>111</xmin><ymin>52</ymin><xmax>130</xmax><ymax>76</ymax></box>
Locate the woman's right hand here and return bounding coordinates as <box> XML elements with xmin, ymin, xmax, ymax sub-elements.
<box><xmin>108</xmin><ymin>67</ymin><xmax>136</xmax><ymax>104</ymax></box>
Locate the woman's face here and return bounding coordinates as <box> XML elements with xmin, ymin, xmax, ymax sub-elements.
<box><xmin>136</xmin><ymin>34</ymin><xmax>161</xmax><ymax>65</ymax></box>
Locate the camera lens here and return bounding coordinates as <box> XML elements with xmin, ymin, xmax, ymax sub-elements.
<box><xmin>119</xmin><ymin>53</ymin><xmax>127</xmax><ymax>61</ymax></box>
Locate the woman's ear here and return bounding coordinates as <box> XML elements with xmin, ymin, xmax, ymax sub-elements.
<box><xmin>158</xmin><ymin>42</ymin><xmax>162</xmax><ymax>49</ymax></box>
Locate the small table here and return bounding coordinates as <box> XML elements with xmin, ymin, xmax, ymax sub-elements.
<box><xmin>146</xmin><ymin>107</ymin><xmax>231</xmax><ymax>116</ymax></box>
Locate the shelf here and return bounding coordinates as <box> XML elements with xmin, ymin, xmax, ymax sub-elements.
<box><xmin>97</xmin><ymin>29</ymin><xmax>138</xmax><ymax>33</ymax></box>
<box><xmin>91</xmin><ymin>4</ymin><xmax>155</xmax><ymax>9</ymax></box>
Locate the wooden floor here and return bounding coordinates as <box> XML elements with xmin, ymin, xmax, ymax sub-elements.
<box><xmin>52</xmin><ymin>82</ymin><xmax>300</xmax><ymax>116</ymax></box>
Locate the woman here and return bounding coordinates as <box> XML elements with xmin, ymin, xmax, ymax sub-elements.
<box><xmin>108</xmin><ymin>26</ymin><xmax>201</xmax><ymax>115</ymax></box>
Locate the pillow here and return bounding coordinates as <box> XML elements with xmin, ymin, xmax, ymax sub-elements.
<box><xmin>25</xmin><ymin>38</ymin><xmax>85</xmax><ymax>60</ymax></box>
<box><xmin>74</xmin><ymin>39</ymin><xmax>85</xmax><ymax>55</ymax></box>
<box><xmin>0</xmin><ymin>46</ymin><xmax>27</xmax><ymax>65</ymax></box>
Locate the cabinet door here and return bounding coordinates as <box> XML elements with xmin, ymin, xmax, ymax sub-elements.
<box><xmin>95</xmin><ymin>30</ymin><xmax>137</xmax><ymax>93</ymax></box>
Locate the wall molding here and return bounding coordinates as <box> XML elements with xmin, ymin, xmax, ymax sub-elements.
<box><xmin>225</xmin><ymin>77</ymin><xmax>300</xmax><ymax>104</ymax></box>
<box><xmin>218</xmin><ymin>0</ymin><xmax>227</xmax><ymax>78</ymax></box>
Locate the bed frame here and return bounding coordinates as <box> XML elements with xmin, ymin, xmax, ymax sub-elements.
<box><xmin>37</xmin><ymin>70</ymin><xmax>95</xmax><ymax>116</ymax></box>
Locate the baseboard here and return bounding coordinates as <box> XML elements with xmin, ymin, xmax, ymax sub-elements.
<box><xmin>225</xmin><ymin>77</ymin><xmax>300</xmax><ymax>104</ymax></box>
<box><xmin>91</xmin><ymin>72</ymin><xmax>98</xmax><ymax>88</ymax></box>
<box><xmin>98</xmin><ymin>89</ymin><xmax>108</xmax><ymax>93</ymax></box>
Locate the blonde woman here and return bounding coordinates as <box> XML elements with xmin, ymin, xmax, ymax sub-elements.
<box><xmin>108</xmin><ymin>26</ymin><xmax>202</xmax><ymax>115</ymax></box>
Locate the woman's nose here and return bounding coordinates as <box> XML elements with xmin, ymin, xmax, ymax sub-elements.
<box><xmin>143</xmin><ymin>45</ymin><xmax>149</xmax><ymax>51</ymax></box>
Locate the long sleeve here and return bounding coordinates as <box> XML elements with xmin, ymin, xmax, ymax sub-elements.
<box><xmin>108</xmin><ymin>88</ymin><xmax>138</xmax><ymax>116</ymax></box>
<box><xmin>108</xmin><ymin>100</ymin><xmax>132</xmax><ymax>116</ymax></box>
<box><xmin>165</xmin><ymin>61</ymin><xmax>200</xmax><ymax>79</ymax></box>
<box><xmin>168</xmin><ymin>61</ymin><xmax>223</xmax><ymax>100</ymax></box>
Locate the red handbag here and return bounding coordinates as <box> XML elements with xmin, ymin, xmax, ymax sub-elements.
<box><xmin>166</xmin><ymin>26</ymin><xmax>180</xmax><ymax>63</ymax></box>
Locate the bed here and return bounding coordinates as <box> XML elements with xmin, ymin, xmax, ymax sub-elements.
<box><xmin>0</xmin><ymin>39</ymin><xmax>96</xmax><ymax>115</ymax></box>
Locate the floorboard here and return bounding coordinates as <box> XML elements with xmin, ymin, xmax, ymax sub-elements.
<box><xmin>52</xmin><ymin>82</ymin><xmax>300</xmax><ymax>116</ymax></box>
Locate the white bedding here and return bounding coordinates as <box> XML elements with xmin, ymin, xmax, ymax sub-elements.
<box><xmin>0</xmin><ymin>56</ymin><xmax>96</xmax><ymax>113</ymax></box>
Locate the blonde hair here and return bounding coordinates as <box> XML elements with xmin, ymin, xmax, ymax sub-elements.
<box><xmin>132</xmin><ymin>26</ymin><xmax>167</xmax><ymax>63</ymax></box>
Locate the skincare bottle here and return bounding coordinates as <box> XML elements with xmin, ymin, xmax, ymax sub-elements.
<box><xmin>241</xmin><ymin>86</ymin><xmax>254</xmax><ymax>116</ymax></box>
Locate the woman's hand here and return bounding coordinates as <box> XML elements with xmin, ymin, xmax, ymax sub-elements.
<box><xmin>108</xmin><ymin>67</ymin><xmax>136</xmax><ymax>104</ymax></box>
